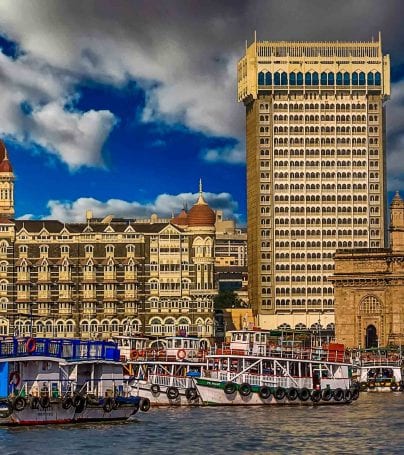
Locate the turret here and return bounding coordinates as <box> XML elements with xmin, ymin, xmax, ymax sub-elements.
<box><xmin>0</xmin><ymin>140</ymin><xmax>15</xmax><ymax>218</ymax></box>
<box><xmin>390</xmin><ymin>191</ymin><xmax>404</xmax><ymax>252</ymax></box>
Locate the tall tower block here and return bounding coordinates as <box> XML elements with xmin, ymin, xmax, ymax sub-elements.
<box><xmin>238</xmin><ymin>37</ymin><xmax>390</xmax><ymax>329</ymax></box>
<box><xmin>0</xmin><ymin>140</ymin><xmax>15</xmax><ymax>218</ymax></box>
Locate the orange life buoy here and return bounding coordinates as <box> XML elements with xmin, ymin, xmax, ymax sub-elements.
<box><xmin>9</xmin><ymin>371</ymin><xmax>21</xmax><ymax>386</ymax></box>
<box><xmin>130</xmin><ymin>349</ymin><xmax>139</xmax><ymax>360</ymax></box>
<box><xmin>26</xmin><ymin>337</ymin><xmax>36</xmax><ymax>354</ymax></box>
<box><xmin>177</xmin><ymin>349</ymin><xmax>187</xmax><ymax>360</ymax></box>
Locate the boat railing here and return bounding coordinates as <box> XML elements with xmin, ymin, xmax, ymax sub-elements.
<box><xmin>0</xmin><ymin>337</ymin><xmax>120</xmax><ymax>362</ymax></box>
<box><xmin>8</xmin><ymin>379</ymin><xmax>76</xmax><ymax>399</ymax></box>
<box><xmin>129</xmin><ymin>348</ymin><xmax>206</xmax><ymax>363</ymax></box>
<box><xmin>216</xmin><ymin>371</ymin><xmax>312</xmax><ymax>389</ymax></box>
<box><xmin>209</xmin><ymin>344</ymin><xmax>348</xmax><ymax>363</ymax></box>
<box><xmin>149</xmin><ymin>374</ymin><xmax>191</xmax><ymax>389</ymax></box>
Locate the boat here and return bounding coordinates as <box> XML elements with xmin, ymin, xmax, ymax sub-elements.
<box><xmin>0</xmin><ymin>337</ymin><xmax>150</xmax><ymax>425</ymax></box>
<box><xmin>351</xmin><ymin>348</ymin><xmax>404</xmax><ymax>392</ymax></box>
<box><xmin>194</xmin><ymin>329</ymin><xmax>359</xmax><ymax>406</ymax></box>
<box><xmin>127</xmin><ymin>336</ymin><xmax>207</xmax><ymax>406</ymax></box>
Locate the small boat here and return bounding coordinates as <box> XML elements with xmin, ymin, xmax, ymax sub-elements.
<box><xmin>0</xmin><ymin>337</ymin><xmax>150</xmax><ymax>425</ymax></box>
<box><xmin>195</xmin><ymin>329</ymin><xmax>359</xmax><ymax>406</ymax></box>
<box><xmin>351</xmin><ymin>348</ymin><xmax>404</xmax><ymax>392</ymax></box>
<box><xmin>127</xmin><ymin>336</ymin><xmax>207</xmax><ymax>406</ymax></box>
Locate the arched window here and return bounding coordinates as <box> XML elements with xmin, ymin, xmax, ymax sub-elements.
<box><xmin>336</xmin><ymin>72</ymin><xmax>343</xmax><ymax>85</ymax></box>
<box><xmin>321</xmin><ymin>72</ymin><xmax>327</xmax><ymax>85</ymax></box>
<box><xmin>343</xmin><ymin>72</ymin><xmax>350</xmax><ymax>85</ymax></box>
<box><xmin>258</xmin><ymin>72</ymin><xmax>265</xmax><ymax>85</ymax></box>
<box><xmin>359</xmin><ymin>72</ymin><xmax>366</xmax><ymax>85</ymax></box>
<box><xmin>327</xmin><ymin>72</ymin><xmax>334</xmax><ymax>85</ymax></box>
<box><xmin>150</xmin><ymin>318</ymin><xmax>162</xmax><ymax>334</ymax></box>
<box><xmin>312</xmin><ymin>72</ymin><xmax>319</xmax><ymax>85</ymax></box>
<box><xmin>265</xmin><ymin>72</ymin><xmax>272</xmax><ymax>85</ymax></box>
<box><xmin>297</xmin><ymin>72</ymin><xmax>303</xmax><ymax>85</ymax></box>
<box><xmin>367</xmin><ymin>72</ymin><xmax>374</xmax><ymax>85</ymax></box>
<box><xmin>274</xmin><ymin>72</ymin><xmax>281</xmax><ymax>85</ymax></box>
<box><xmin>352</xmin><ymin>72</ymin><xmax>358</xmax><ymax>85</ymax></box>
<box><xmin>281</xmin><ymin>72</ymin><xmax>288</xmax><ymax>85</ymax></box>
<box><xmin>305</xmin><ymin>72</ymin><xmax>311</xmax><ymax>85</ymax></box>
<box><xmin>359</xmin><ymin>295</ymin><xmax>382</xmax><ymax>314</ymax></box>
<box><xmin>375</xmin><ymin>72</ymin><xmax>381</xmax><ymax>85</ymax></box>
<box><xmin>289</xmin><ymin>72</ymin><xmax>296</xmax><ymax>85</ymax></box>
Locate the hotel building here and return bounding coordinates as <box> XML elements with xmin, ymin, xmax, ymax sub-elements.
<box><xmin>0</xmin><ymin>141</ymin><xmax>216</xmax><ymax>340</ymax></box>
<box><xmin>238</xmin><ymin>36</ymin><xmax>390</xmax><ymax>330</ymax></box>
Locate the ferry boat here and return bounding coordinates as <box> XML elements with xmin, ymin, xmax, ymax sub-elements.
<box><xmin>195</xmin><ymin>330</ymin><xmax>359</xmax><ymax>406</ymax></box>
<box><xmin>351</xmin><ymin>348</ymin><xmax>404</xmax><ymax>392</ymax></box>
<box><xmin>127</xmin><ymin>336</ymin><xmax>206</xmax><ymax>406</ymax></box>
<box><xmin>0</xmin><ymin>337</ymin><xmax>150</xmax><ymax>425</ymax></box>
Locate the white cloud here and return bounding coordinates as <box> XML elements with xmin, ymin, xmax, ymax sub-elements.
<box><xmin>45</xmin><ymin>191</ymin><xmax>240</xmax><ymax>223</ymax></box>
<box><xmin>0</xmin><ymin>50</ymin><xmax>117</xmax><ymax>169</ymax></box>
<box><xmin>202</xmin><ymin>143</ymin><xmax>245</xmax><ymax>164</ymax></box>
<box><xmin>1</xmin><ymin>0</ymin><xmax>404</xmax><ymax>179</ymax></box>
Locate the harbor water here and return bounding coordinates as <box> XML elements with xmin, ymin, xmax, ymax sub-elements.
<box><xmin>0</xmin><ymin>394</ymin><xmax>403</xmax><ymax>454</ymax></box>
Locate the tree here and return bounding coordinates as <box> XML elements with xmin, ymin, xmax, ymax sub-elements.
<box><xmin>214</xmin><ymin>290</ymin><xmax>246</xmax><ymax>310</ymax></box>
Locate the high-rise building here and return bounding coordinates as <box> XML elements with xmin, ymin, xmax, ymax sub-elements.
<box><xmin>238</xmin><ymin>36</ymin><xmax>390</xmax><ymax>330</ymax></box>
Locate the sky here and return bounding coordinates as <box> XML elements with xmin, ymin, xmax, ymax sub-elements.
<box><xmin>0</xmin><ymin>0</ymin><xmax>404</xmax><ymax>224</ymax></box>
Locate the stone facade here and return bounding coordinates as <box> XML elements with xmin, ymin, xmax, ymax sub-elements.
<box><xmin>0</xmin><ymin>142</ymin><xmax>216</xmax><ymax>340</ymax></box>
<box><xmin>330</xmin><ymin>192</ymin><xmax>404</xmax><ymax>348</ymax></box>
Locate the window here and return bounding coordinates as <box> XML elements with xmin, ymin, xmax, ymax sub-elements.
<box><xmin>352</xmin><ymin>72</ymin><xmax>358</xmax><ymax>85</ymax></box>
<box><xmin>258</xmin><ymin>72</ymin><xmax>265</xmax><ymax>85</ymax></box>
<box><xmin>343</xmin><ymin>72</ymin><xmax>350</xmax><ymax>85</ymax></box>
<box><xmin>85</xmin><ymin>245</ymin><xmax>94</xmax><ymax>254</ymax></box>
<box><xmin>321</xmin><ymin>72</ymin><xmax>327</xmax><ymax>85</ymax></box>
<box><xmin>289</xmin><ymin>72</ymin><xmax>296</xmax><ymax>85</ymax></box>
<box><xmin>359</xmin><ymin>72</ymin><xmax>366</xmax><ymax>85</ymax></box>
<box><xmin>105</xmin><ymin>244</ymin><xmax>114</xmax><ymax>255</ymax></box>
<box><xmin>265</xmin><ymin>72</ymin><xmax>272</xmax><ymax>85</ymax></box>
<box><xmin>61</xmin><ymin>245</ymin><xmax>69</xmax><ymax>254</ymax></box>
<box><xmin>297</xmin><ymin>72</ymin><xmax>303</xmax><ymax>85</ymax></box>
<box><xmin>39</xmin><ymin>245</ymin><xmax>49</xmax><ymax>255</ymax></box>
<box><xmin>367</xmin><ymin>72</ymin><xmax>374</xmax><ymax>85</ymax></box>
<box><xmin>375</xmin><ymin>72</ymin><xmax>381</xmax><ymax>85</ymax></box>
<box><xmin>19</xmin><ymin>245</ymin><xmax>28</xmax><ymax>254</ymax></box>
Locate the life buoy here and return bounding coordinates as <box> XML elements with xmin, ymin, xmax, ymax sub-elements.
<box><xmin>223</xmin><ymin>382</ymin><xmax>237</xmax><ymax>395</ymax></box>
<box><xmin>185</xmin><ymin>387</ymin><xmax>198</xmax><ymax>401</ymax></box>
<box><xmin>150</xmin><ymin>384</ymin><xmax>160</xmax><ymax>394</ymax></box>
<box><xmin>9</xmin><ymin>371</ymin><xmax>21</xmax><ymax>387</ymax></box>
<box><xmin>322</xmin><ymin>388</ymin><xmax>333</xmax><ymax>402</ymax></box>
<box><xmin>274</xmin><ymin>387</ymin><xmax>286</xmax><ymax>401</ymax></box>
<box><xmin>39</xmin><ymin>395</ymin><xmax>50</xmax><ymax>409</ymax></box>
<box><xmin>298</xmin><ymin>388</ymin><xmax>310</xmax><ymax>402</ymax></box>
<box><xmin>359</xmin><ymin>382</ymin><xmax>368</xmax><ymax>392</ymax></box>
<box><xmin>239</xmin><ymin>383</ymin><xmax>252</xmax><ymax>397</ymax></box>
<box><xmin>333</xmin><ymin>388</ymin><xmax>344</xmax><ymax>402</ymax></box>
<box><xmin>286</xmin><ymin>387</ymin><xmax>298</xmax><ymax>401</ymax></box>
<box><xmin>351</xmin><ymin>388</ymin><xmax>360</xmax><ymax>400</ymax></box>
<box><xmin>258</xmin><ymin>386</ymin><xmax>271</xmax><ymax>400</ymax></box>
<box><xmin>13</xmin><ymin>396</ymin><xmax>26</xmax><ymax>412</ymax></box>
<box><xmin>140</xmin><ymin>397</ymin><xmax>151</xmax><ymax>412</ymax></box>
<box><xmin>103</xmin><ymin>397</ymin><xmax>114</xmax><ymax>413</ymax></box>
<box><xmin>177</xmin><ymin>349</ymin><xmax>187</xmax><ymax>360</ymax></box>
<box><xmin>62</xmin><ymin>397</ymin><xmax>73</xmax><ymax>410</ymax></box>
<box><xmin>30</xmin><ymin>396</ymin><xmax>40</xmax><ymax>409</ymax></box>
<box><xmin>166</xmin><ymin>386</ymin><xmax>179</xmax><ymax>400</ymax></box>
<box><xmin>130</xmin><ymin>349</ymin><xmax>139</xmax><ymax>360</ymax></box>
<box><xmin>26</xmin><ymin>338</ymin><xmax>36</xmax><ymax>354</ymax></box>
<box><xmin>311</xmin><ymin>389</ymin><xmax>321</xmax><ymax>403</ymax></box>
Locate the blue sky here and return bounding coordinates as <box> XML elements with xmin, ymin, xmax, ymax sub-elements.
<box><xmin>0</xmin><ymin>0</ymin><xmax>404</xmax><ymax>224</ymax></box>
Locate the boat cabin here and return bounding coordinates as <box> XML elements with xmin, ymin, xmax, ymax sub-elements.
<box><xmin>112</xmin><ymin>336</ymin><xmax>149</xmax><ymax>361</ymax></box>
<box><xmin>229</xmin><ymin>330</ymin><xmax>273</xmax><ymax>355</ymax></box>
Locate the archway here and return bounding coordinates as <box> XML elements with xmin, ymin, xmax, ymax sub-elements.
<box><xmin>365</xmin><ymin>325</ymin><xmax>378</xmax><ymax>348</ymax></box>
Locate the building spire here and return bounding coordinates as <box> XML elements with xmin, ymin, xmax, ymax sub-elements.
<box><xmin>196</xmin><ymin>178</ymin><xmax>207</xmax><ymax>205</ymax></box>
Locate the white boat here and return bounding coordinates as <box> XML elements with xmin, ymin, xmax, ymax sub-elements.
<box><xmin>0</xmin><ymin>337</ymin><xmax>150</xmax><ymax>425</ymax></box>
<box><xmin>128</xmin><ymin>336</ymin><xmax>207</xmax><ymax>406</ymax></box>
<box><xmin>351</xmin><ymin>348</ymin><xmax>404</xmax><ymax>392</ymax></box>
<box><xmin>195</xmin><ymin>330</ymin><xmax>359</xmax><ymax>406</ymax></box>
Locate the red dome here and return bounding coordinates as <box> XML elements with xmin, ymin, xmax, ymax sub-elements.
<box><xmin>0</xmin><ymin>159</ymin><xmax>12</xmax><ymax>173</ymax></box>
<box><xmin>187</xmin><ymin>195</ymin><xmax>215</xmax><ymax>227</ymax></box>
<box><xmin>171</xmin><ymin>209</ymin><xmax>189</xmax><ymax>226</ymax></box>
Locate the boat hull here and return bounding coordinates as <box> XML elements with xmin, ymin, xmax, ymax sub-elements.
<box><xmin>0</xmin><ymin>400</ymin><xmax>75</xmax><ymax>425</ymax></box>
<box><xmin>196</xmin><ymin>379</ymin><xmax>354</xmax><ymax>406</ymax></box>
<box><xmin>132</xmin><ymin>383</ymin><xmax>200</xmax><ymax>406</ymax></box>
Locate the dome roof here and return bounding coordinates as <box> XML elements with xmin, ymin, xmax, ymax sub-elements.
<box><xmin>0</xmin><ymin>140</ymin><xmax>12</xmax><ymax>173</ymax></box>
<box><xmin>171</xmin><ymin>208</ymin><xmax>189</xmax><ymax>226</ymax></box>
<box><xmin>187</xmin><ymin>184</ymin><xmax>216</xmax><ymax>227</ymax></box>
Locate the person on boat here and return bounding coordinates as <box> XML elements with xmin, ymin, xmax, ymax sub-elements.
<box><xmin>40</xmin><ymin>382</ymin><xmax>49</xmax><ymax>397</ymax></box>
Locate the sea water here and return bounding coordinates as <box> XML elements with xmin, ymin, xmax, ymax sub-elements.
<box><xmin>0</xmin><ymin>393</ymin><xmax>403</xmax><ymax>454</ymax></box>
